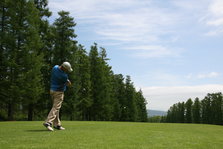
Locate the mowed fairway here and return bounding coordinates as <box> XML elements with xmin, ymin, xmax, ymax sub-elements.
<box><xmin>0</xmin><ymin>121</ymin><xmax>223</xmax><ymax>149</ymax></box>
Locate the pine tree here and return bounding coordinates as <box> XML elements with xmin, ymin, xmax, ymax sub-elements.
<box><xmin>20</xmin><ymin>0</ymin><xmax>44</xmax><ymax>121</ymax></box>
<box><xmin>33</xmin><ymin>0</ymin><xmax>53</xmax><ymax>119</ymax></box>
<box><xmin>185</xmin><ymin>98</ymin><xmax>193</xmax><ymax>123</ymax></box>
<box><xmin>166</xmin><ymin>105</ymin><xmax>177</xmax><ymax>123</ymax></box>
<box><xmin>99</xmin><ymin>47</ymin><xmax>113</xmax><ymax>120</ymax></box>
<box><xmin>166</xmin><ymin>93</ymin><xmax>223</xmax><ymax>125</ymax></box>
<box><xmin>0</xmin><ymin>0</ymin><xmax>44</xmax><ymax>120</ymax></box>
<box><xmin>73</xmin><ymin>44</ymin><xmax>92</xmax><ymax>120</ymax></box>
<box><xmin>209</xmin><ymin>93</ymin><xmax>222</xmax><ymax>125</ymax></box>
<box><xmin>2</xmin><ymin>0</ymin><xmax>30</xmax><ymax>120</ymax></box>
<box><xmin>34</xmin><ymin>0</ymin><xmax>51</xmax><ymax>55</ymax></box>
<box><xmin>52</xmin><ymin>11</ymin><xmax>77</xmax><ymax>65</ymax></box>
<box><xmin>192</xmin><ymin>97</ymin><xmax>200</xmax><ymax>123</ymax></box>
<box><xmin>135</xmin><ymin>89</ymin><xmax>148</xmax><ymax>122</ymax></box>
<box><xmin>201</xmin><ymin>95</ymin><xmax>211</xmax><ymax>124</ymax></box>
<box><xmin>0</xmin><ymin>0</ymin><xmax>11</xmax><ymax>120</ymax></box>
<box><xmin>89</xmin><ymin>44</ymin><xmax>113</xmax><ymax>120</ymax></box>
<box><xmin>172</xmin><ymin>104</ymin><xmax>178</xmax><ymax>123</ymax></box>
<box><xmin>110</xmin><ymin>74</ymin><xmax>125</xmax><ymax>121</ymax></box>
<box><xmin>89</xmin><ymin>43</ymin><xmax>101</xmax><ymax>120</ymax></box>
<box><xmin>166</xmin><ymin>109</ymin><xmax>171</xmax><ymax>123</ymax></box>
<box><xmin>125</xmin><ymin>76</ymin><xmax>137</xmax><ymax>121</ymax></box>
<box><xmin>174</xmin><ymin>102</ymin><xmax>184</xmax><ymax>123</ymax></box>
<box><xmin>34</xmin><ymin>0</ymin><xmax>51</xmax><ymax>19</ymax></box>
<box><xmin>179</xmin><ymin>102</ymin><xmax>185</xmax><ymax>123</ymax></box>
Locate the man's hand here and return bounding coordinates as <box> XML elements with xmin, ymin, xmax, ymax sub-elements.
<box><xmin>66</xmin><ymin>80</ymin><xmax>72</xmax><ymax>87</ymax></box>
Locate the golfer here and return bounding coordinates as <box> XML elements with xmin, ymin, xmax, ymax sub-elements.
<box><xmin>43</xmin><ymin>62</ymin><xmax>73</xmax><ymax>131</ymax></box>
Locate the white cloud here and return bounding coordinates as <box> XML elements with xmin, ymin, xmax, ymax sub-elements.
<box><xmin>49</xmin><ymin>0</ymin><xmax>151</xmax><ymax>20</ymax></box>
<box><xmin>172</xmin><ymin>0</ymin><xmax>223</xmax><ymax>36</ymax></box>
<box><xmin>185</xmin><ymin>73</ymin><xmax>193</xmax><ymax>79</ymax></box>
<box><xmin>207</xmin><ymin>0</ymin><xmax>223</xmax><ymax>26</ymax></box>
<box><xmin>205</xmin><ymin>29</ymin><xmax>223</xmax><ymax>36</ymax></box>
<box><xmin>202</xmin><ymin>0</ymin><xmax>223</xmax><ymax>36</ymax></box>
<box><xmin>133</xmin><ymin>72</ymin><xmax>186</xmax><ymax>88</ymax></box>
<box><xmin>172</xmin><ymin>0</ymin><xmax>209</xmax><ymax>11</ymax></box>
<box><xmin>49</xmin><ymin>0</ymin><xmax>181</xmax><ymax>58</ymax></box>
<box><xmin>123</xmin><ymin>45</ymin><xmax>182</xmax><ymax>58</ymax></box>
<box><xmin>207</xmin><ymin>18</ymin><xmax>223</xmax><ymax>26</ymax></box>
<box><xmin>141</xmin><ymin>84</ymin><xmax>223</xmax><ymax>111</ymax></box>
<box><xmin>208</xmin><ymin>0</ymin><xmax>223</xmax><ymax>17</ymax></box>
<box><xmin>93</xmin><ymin>8</ymin><xmax>178</xmax><ymax>44</ymax></box>
<box><xmin>186</xmin><ymin>72</ymin><xmax>220</xmax><ymax>79</ymax></box>
<box><xmin>197</xmin><ymin>72</ymin><xmax>220</xmax><ymax>79</ymax></box>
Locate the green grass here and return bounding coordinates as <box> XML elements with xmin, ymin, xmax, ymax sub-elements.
<box><xmin>0</xmin><ymin>121</ymin><xmax>223</xmax><ymax>149</ymax></box>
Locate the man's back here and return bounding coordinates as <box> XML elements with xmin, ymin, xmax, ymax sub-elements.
<box><xmin>50</xmin><ymin>65</ymin><xmax>68</xmax><ymax>91</ymax></box>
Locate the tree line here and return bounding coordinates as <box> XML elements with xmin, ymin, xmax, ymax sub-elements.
<box><xmin>163</xmin><ymin>92</ymin><xmax>223</xmax><ymax>125</ymax></box>
<box><xmin>0</xmin><ymin>0</ymin><xmax>148</xmax><ymax>122</ymax></box>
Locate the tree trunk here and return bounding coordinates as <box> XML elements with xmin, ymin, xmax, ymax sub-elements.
<box><xmin>28</xmin><ymin>103</ymin><xmax>33</xmax><ymax>121</ymax></box>
<box><xmin>7</xmin><ymin>102</ymin><xmax>13</xmax><ymax>120</ymax></box>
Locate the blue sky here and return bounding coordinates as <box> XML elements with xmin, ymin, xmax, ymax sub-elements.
<box><xmin>49</xmin><ymin>0</ymin><xmax>223</xmax><ymax>111</ymax></box>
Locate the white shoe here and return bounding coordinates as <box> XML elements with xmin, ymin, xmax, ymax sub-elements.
<box><xmin>54</xmin><ymin>126</ymin><xmax>65</xmax><ymax>130</ymax></box>
<box><xmin>47</xmin><ymin>126</ymin><xmax>54</xmax><ymax>131</ymax></box>
<box><xmin>43</xmin><ymin>122</ymin><xmax>54</xmax><ymax>131</ymax></box>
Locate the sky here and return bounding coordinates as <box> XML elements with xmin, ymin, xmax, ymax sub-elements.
<box><xmin>48</xmin><ymin>0</ymin><xmax>223</xmax><ymax>111</ymax></box>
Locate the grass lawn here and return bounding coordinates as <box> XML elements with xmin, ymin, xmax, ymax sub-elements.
<box><xmin>0</xmin><ymin>121</ymin><xmax>223</xmax><ymax>149</ymax></box>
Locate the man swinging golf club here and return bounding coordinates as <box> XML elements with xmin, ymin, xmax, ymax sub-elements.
<box><xmin>43</xmin><ymin>62</ymin><xmax>73</xmax><ymax>131</ymax></box>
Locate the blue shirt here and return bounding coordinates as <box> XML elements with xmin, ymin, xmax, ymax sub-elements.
<box><xmin>50</xmin><ymin>65</ymin><xmax>68</xmax><ymax>91</ymax></box>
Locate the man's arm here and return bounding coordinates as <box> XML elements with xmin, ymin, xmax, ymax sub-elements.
<box><xmin>66</xmin><ymin>79</ymin><xmax>72</xmax><ymax>87</ymax></box>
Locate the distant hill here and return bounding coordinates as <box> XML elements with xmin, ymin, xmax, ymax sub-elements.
<box><xmin>147</xmin><ymin>110</ymin><xmax>167</xmax><ymax>117</ymax></box>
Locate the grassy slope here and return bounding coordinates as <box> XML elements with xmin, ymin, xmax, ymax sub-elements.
<box><xmin>0</xmin><ymin>121</ymin><xmax>223</xmax><ymax>149</ymax></box>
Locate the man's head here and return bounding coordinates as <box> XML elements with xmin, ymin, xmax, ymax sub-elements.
<box><xmin>61</xmin><ymin>62</ymin><xmax>73</xmax><ymax>72</ymax></box>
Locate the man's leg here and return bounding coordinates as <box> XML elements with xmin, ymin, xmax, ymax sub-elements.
<box><xmin>53</xmin><ymin>106</ymin><xmax>61</xmax><ymax>126</ymax></box>
<box><xmin>44</xmin><ymin>91</ymin><xmax>64</xmax><ymax>130</ymax></box>
<box><xmin>53</xmin><ymin>101</ymin><xmax>66</xmax><ymax>130</ymax></box>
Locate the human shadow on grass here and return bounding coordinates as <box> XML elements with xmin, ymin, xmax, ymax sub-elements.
<box><xmin>26</xmin><ymin>129</ymin><xmax>49</xmax><ymax>132</ymax></box>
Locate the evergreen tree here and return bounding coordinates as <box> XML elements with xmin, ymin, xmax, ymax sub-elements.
<box><xmin>73</xmin><ymin>45</ymin><xmax>92</xmax><ymax>120</ymax></box>
<box><xmin>0</xmin><ymin>0</ymin><xmax>44</xmax><ymax>120</ymax></box>
<box><xmin>201</xmin><ymin>96</ymin><xmax>211</xmax><ymax>124</ymax></box>
<box><xmin>192</xmin><ymin>97</ymin><xmax>200</xmax><ymax>123</ymax></box>
<box><xmin>20</xmin><ymin>1</ymin><xmax>44</xmax><ymax>120</ymax></box>
<box><xmin>172</xmin><ymin>104</ymin><xmax>178</xmax><ymax>123</ymax></box>
<box><xmin>34</xmin><ymin>0</ymin><xmax>51</xmax><ymax>55</ymax></box>
<box><xmin>209</xmin><ymin>93</ymin><xmax>222</xmax><ymax>125</ymax></box>
<box><xmin>125</xmin><ymin>76</ymin><xmax>137</xmax><ymax>121</ymax></box>
<box><xmin>185</xmin><ymin>98</ymin><xmax>193</xmax><ymax>123</ymax></box>
<box><xmin>166</xmin><ymin>105</ymin><xmax>176</xmax><ymax>123</ymax></box>
<box><xmin>33</xmin><ymin>0</ymin><xmax>53</xmax><ymax>119</ymax></box>
<box><xmin>111</xmin><ymin>74</ymin><xmax>125</xmax><ymax>121</ymax></box>
<box><xmin>52</xmin><ymin>11</ymin><xmax>77</xmax><ymax>65</ymax></box>
<box><xmin>34</xmin><ymin>0</ymin><xmax>51</xmax><ymax>19</ymax></box>
<box><xmin>99</xmin><ymin>47</ymin><xmax>113</xmax><ymax>120</ymax></box>
<box><xmin>166</xmin><ymin>110</ymin><xmax>171</xmax><ymax>123</ymax></box>
<box><xmin>166</xmin><ymin>93</ymin><xmax>223</xmax><ymax>125</ymax></box>
<box><xmin>0</xmin><ymin>0</ymin><xmax>11</xmax><ymax>120</ymax></box>
<box><xmin>135</xmin><ymin>89</ymin><xmax>148</xmax><ymax>122</ymax></box>
<box><xmin>174</xmin><ymin>102</ymin><xmax>184</xmax><ymax>123</ymax></box>
<box><xmin>179</xmin><ymin>102</ymin><xmax>185</xmax><ymax>123</ymax></box>
<box><xmin>89</xmin><ymin>44</ymin><xmax>112</xmax><ymax>120</ymax></box>
<box><xmin>2</xmin><ymin>0</ymin><xmax>31</xmax><ymax>120</ymax></box>
<box><xmin>89</xmin><ymin>43</ymin><xmax>100</xmax><ymax>120</ymax></box>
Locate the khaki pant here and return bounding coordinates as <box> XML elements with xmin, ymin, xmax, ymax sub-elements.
<box><xmin>45</xmin><ymin>90</ymin><xmax>64</xmax><ymax>126</ymax></box>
